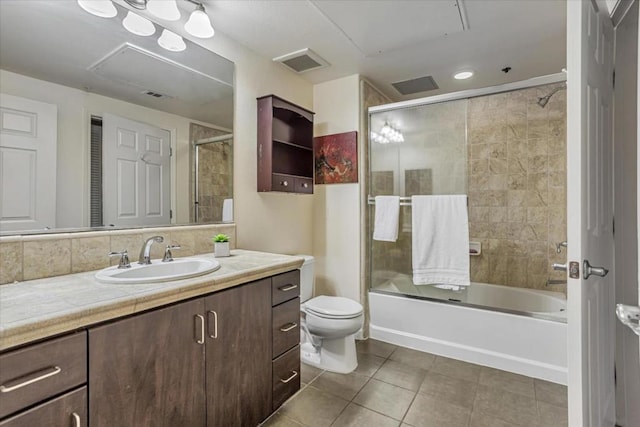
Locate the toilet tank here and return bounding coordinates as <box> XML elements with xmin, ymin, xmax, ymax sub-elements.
<box><xmin>297</xmin><ymin>255</ymin><xmax>314</xmax><ymax>303</ymax></box>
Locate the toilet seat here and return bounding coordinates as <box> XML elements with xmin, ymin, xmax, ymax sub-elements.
<box><xmin>304</xmin><ymin>296</ymin><xmax>363</xmax><ymax>319</ymax></box>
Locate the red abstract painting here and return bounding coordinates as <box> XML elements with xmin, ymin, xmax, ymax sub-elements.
<box><xmin>313</xmin><ymin>131</ymin><xmax>358</xmax><ymax>184</ymax></box>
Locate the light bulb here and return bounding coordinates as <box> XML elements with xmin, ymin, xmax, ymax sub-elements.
<box><xmin>185</xmin><ymin>5</ymin><xmax>214</xmax><ymax>38</ymax></box>
<box><xmin>77</xmin><ymin>0</ymin><xmax>117</xmax><ymax>18</ymax></box>
<box><xmin>158</xmin><ymin>29</ymin><xmax>186</xmax><ymax>52</ymax></box>
<box><xmin>147</xmin><ymin>0</ymin><xmax>180</xmax><ymax>21</ymax></box>
<box><xmin>122</xmin><ymin>11</ymin><xmax>155</xmax><ymax>36</ymax></box>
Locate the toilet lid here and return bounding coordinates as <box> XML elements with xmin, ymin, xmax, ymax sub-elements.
<box><xmin>304</xmin><ymin>296</ymin><xmax>363</xmax><ymax>318</ymax></box>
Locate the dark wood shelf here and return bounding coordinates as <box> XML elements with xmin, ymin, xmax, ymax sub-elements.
<box><xmin>272</xmin><ymin>138</ymin><xmax>313</xmax><ymax>151</ymax></box>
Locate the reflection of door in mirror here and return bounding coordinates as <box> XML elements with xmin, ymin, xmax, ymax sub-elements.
<box><xmin>0</xmin><ymin>94</ymin><xmax>57</xmax><ymax>232</ymax></box>
<box><xmin>101</xmin><ymin>113</ymin><xmax>171</xmax><ymax>227</ymax></box>
<box><xmin>191</xmin><ymin>123</ymin><xmax>233</xmax><ymax>223</ymax></box>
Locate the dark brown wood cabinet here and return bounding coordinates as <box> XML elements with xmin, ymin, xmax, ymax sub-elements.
<box><xmin>257</xmin><ymin>95</ymin><xmax>314</xmax><ymax>194</ymax></box>
<box><xmin>205</xmin><ymin>279</ymin><xmax>272</xmax><ymax>426</ymax></box>
<box><xmin>89</xmin><ymin>298</ymin><xmax>206</xmax><ymax>427</ymax></box>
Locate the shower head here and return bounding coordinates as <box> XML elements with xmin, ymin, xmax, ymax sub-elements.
<box><xmin>537</xmin><ymin>83</ymin><xmax>566</xmax><ymax>108</ymax></box>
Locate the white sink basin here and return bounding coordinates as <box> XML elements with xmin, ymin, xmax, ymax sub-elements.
<box><xmin>95</xmin><ymin>258</ymin><xmax>221</xmax><ymax>284</ymax></box>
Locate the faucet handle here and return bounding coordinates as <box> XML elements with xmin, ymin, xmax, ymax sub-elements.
<box><xmin>556</xmin><ymin>241</ymin><xmax>568</xmax><ymax>253</ymax></box>
<box><xmin>109</xmin><ymin>250</ymin><xmax>131</xmax><ymax>269</ymax></box>
<box><xmin>163</xmin><ymin>244</ymin><xmax>181</xmax><ymax>262</ymax></box>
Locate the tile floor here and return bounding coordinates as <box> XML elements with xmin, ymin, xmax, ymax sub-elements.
<box><xmin>262</xmin><ymin>339</ymin><xmax>568</xmax><ymax>427</ymax></box>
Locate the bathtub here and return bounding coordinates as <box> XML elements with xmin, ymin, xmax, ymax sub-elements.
<box><xmin>369</xmin><ymin>276</ymin><xmax>567</xmax><ymax>384</ymax></box>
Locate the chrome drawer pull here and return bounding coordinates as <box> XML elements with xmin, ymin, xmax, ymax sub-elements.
<box><xmin>194</xmin><ymin>314</ymin><xmax>205</xmax><ymax>345</ymax></box>
<box><xmin>0</xmin><ymin>366</ymin><xmax>62</xmax><ymax>393</ymax></box>
<box><xmin>71</xmin><ymin>412</ymin><xmax>81</xmax><ymax>427</ymax></box>
<box><xmin>207</xmin><ymin>310</ymin><xmax>218</xmax><ymax>339</ymax></box>
<box><xmin>279</xmin><ymin>371</ymin><xmax>298</xmax><ymax>384</ymax></box>
<box><xmin>278</xmin><ymin>284</ymin><xmax>298</xmax><ymax>292</ymax></box>
<box><xmin>279</xmin><ymin>322</ymin><xmax>298</xmax><ymax>332</ymax></box>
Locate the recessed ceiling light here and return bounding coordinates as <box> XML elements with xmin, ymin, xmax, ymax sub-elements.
<box><xmin>453</xmin><ymin>70</ymin><xmax>474</xmax><ymax>80</ymax></box>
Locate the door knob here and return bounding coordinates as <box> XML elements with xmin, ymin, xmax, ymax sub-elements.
<box><xmin>583</xmin><ymin>259</ymin><xmax>609</xmax><ymax>279</ymax></box>
<box><xmin>616</xmin><ymin>304</ymin><xmax>640</xmax><ymax>336</ymax></box>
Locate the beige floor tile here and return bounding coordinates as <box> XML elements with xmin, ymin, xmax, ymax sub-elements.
<box><xmin>353</xmin><ymin>379</ymin><xmax>416</xmax><ymax>421</ymax></box>
<box><xmin>403</xmin><ymin>393</ymin><xmax>471</xmax><ymax>427</ymax></box>
<box><xmin>534</xmin><ymin>379</ymin><xmax>568</xmax><ymax>408</ymax></box>
<box><xmin>468</xmin><ymin>411</ymin><xmax>517</xmax><ymax>427</ymax></box>
<box><xmin>356</xmin><ymin>339</ymin><xmax>397</xmax><ymax>359</ymax></box>
<box><xmin>261</xmin><ymin>411</ymin><xmax>306</xmax><ymax>426</ymax></box>
<box><xmin>354</xmin><ymin>352</ymin><xmax>386</xmax><ymax>377</ymax></box>
<box><xmin>389</xmin><ymin>347</ymin><xmax>436</xmax><ymax>371</ymax></box>
<box><xmin>479</xmin><ymin>367</ymin><xmax>535</xmax><ymax>398</ymax></box>
<box><xmin>537</xmin><ymin>400</ymin><xmax>568</xmax><ymax>427</ymax></box>
<box><xmin>431</xmin><ymin>356</ymin><xmax>482</xmax><ymax>383</ymax></box>
<box><xmin>281</xmin><ymin>386</ymin><xmax>349</xmax><ymax>427</ymax></box>
<box><xmin>331</xmin><ymin>403</ymin><xmax>400</xmax><ymax>427</ymax></box>
<box><xmin>473</xmin><ymin>384</ymin><xmax>539</xmax><ymax>426</ymax></box>
<box><xmin>312</xmin><ymin>371</ymin><xmax>370</xmax><ymax>401</ymax></box>
<box><xmin>373</xmin><ymin>360</ymin><xmax>426</xmax><ymax>391</ymax></box>
<box><xmin>418</xmin><ymin>371</ymin><xmax>478</xmax><ymax>409</ymax></box>
<box><xmin>301</xmin><ymin>363</ymin><xmax>324</xmax><ymax>385</ymax></box>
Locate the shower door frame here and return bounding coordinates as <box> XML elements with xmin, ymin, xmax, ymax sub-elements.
<box><xmin>192</xmin><ymin>133</ymin><xmax>233</xmax><ymax>223</ymax></box>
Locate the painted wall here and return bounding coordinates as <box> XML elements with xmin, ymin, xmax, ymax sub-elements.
<box><xmin>312</xmin><ymin>75</ymin><xmax>361</xmax><ymax>301</ymax></box>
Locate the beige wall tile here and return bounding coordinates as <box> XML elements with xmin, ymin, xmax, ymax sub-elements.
<box><xmin>71</xmin><ymin>236</ymin><xmax>110</xmax><ymax>273</ymax></box>
<box><xmin>23</xmin><ymin>239</ymin><xmax>71</xmax><ymax>280</ymax></box>
<box><xmin>0</xmin><ymin>241</ymin><xmax>23</xmax><ymax>284</ymax></box>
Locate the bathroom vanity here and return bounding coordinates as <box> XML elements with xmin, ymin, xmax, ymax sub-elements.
<box><xmin>0</xmin><ymin>250</ymin><xmax>303</xmax><ymax>426</ymax></box>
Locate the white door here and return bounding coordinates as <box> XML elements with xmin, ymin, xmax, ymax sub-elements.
<box><xmin>0</xmin><ymin>93</ymin><xmax>57</xmax><ymax>232</ymax></box>
<box><xmin>567</xmin><ymin>1</ymin><xmax>616</xmax><ymax>426</ymax></box>
<box><xmin>102</xmin><ymin>113</ymin><xmax>170</xmax><ymax>227</ymax></box>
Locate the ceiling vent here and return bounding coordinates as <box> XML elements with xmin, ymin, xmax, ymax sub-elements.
<box><xmin>142</xmin><ymin>90</ymin><xmax>172</xmax><ymax>99</ymax></box>
<box><xmin>392</xmin><ymin>75</ymin><xmax>439</xmax><ymax>95</ymax></box>
<box><xmin>273</xmin><ymin>48</ymin><xmax>329</xmax><ymax>74</ymax></box>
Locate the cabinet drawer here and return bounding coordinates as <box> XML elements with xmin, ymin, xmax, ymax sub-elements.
<box><xmin>0</xmin><ymin>386</ymin><xmax>86</xmax><ymax>427</ymax></box>
<box><xmin>272</xmin><ymin>298</ymin><xmax>300</xmax><ymax>358</ymax></box>
<box><xmin>271</xmin><ymin>173</ymin><xmax>294</xmax><ymax>192</ymax></box>
<box><xmin>295</xmin><ymin>177</ymin><xmax>313</xmax><ymax>194</ymax></box>
<box><xmin>272</xmin><ymin>345</ymin><xmax>300</xmax><ymax>411</ymax></box>
<box><xmin>0</xmin><ymin>332</ymin><xmax>87</xmax><ymax>419</ymax></box>
<box><xmin>272</xmin><ymin>270</ymin><xmax>300</xmax><ymax>306</ymax></box>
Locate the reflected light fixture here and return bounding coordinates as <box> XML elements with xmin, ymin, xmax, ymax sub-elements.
<box><xmin>147</xmin><ymin>0</ymin><xmax>181</xmax><ymax>21</ymax></box>
<box><xmin>122</xmin><ymin>10</ymin><xmax>156</xmax><ymax>36</ymax></box>
<box><xmin>372</xmin><ymin>123</ymin><xmax>404</xmax><ymax>144</ymax></box>
<box><xmin>77</xmin><ymin>0</ymin><xmax>117</xmax><ymax>18</ymax></box>
<box><xmin>123</xmin><ymin>0</ymin><xmax>148</xmax><ymax>10</ymax></box>
<box><xmin>453</xmin><ymin>70</ymin><xmax>474</xmax><ymax>80</ymax></box>
<box><xmin>185</xmin><ymin>2</ymin><xmax>215</xmax><ymax>38</ymax></box>
<box><xmin>158</xmin><ymin>29</ymin><xmax>186</xmax><ymax>52</ymax></box>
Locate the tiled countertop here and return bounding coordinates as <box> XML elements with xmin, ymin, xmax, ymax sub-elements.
<box><xmin>0</xmin><ymin>250</ymin><xmax>304</xmax><ymax>351</ymax></box>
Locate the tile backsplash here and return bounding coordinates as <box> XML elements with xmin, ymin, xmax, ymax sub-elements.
<box><xmin>0</xmin><ymin>224</ymin><xmax>235</xmax><ymax>285</ymax></box>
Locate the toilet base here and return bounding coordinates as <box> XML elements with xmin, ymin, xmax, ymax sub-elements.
<box><xmin>300</xmin><ymin>334</ymin><xmax>358</xmax><ymax>374</ymax></box>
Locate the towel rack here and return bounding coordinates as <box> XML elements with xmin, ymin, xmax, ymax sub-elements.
<box><xmin>367</xmin><ymin>195</ymin><xmax>467</xmax><ymax>207</ymax></box>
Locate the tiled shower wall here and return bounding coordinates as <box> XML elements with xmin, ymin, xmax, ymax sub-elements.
<box><xmin>467</xmin><ymin>84</ymin><xmax>567</xmax><ymax>293</ymax></box>
<box><xmin>369</xmin><ymin>83</ymin><xmax>567</xmax><ymax>293</ymax></box>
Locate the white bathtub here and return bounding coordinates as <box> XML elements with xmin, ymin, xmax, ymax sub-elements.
<box><xmin>369</xmin><ymin>278</ymin><xmax>568</xmax><ymax>384</ymax></box>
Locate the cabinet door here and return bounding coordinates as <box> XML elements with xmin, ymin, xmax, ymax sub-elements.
<box><xmin>205</xmin><ymin>279</ymin><xmax>272</xmax><ymax>426</ymax></box>
<box><xmin>89</xmin><ymin>299</ymin><xmax>206</xmax><ymax>427</ymax></box>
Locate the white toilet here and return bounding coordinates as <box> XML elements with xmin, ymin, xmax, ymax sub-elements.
<box><xmin>298</xmin><ymin>255</ymin><xmax>364</xmax><ymax>373</ymax></box>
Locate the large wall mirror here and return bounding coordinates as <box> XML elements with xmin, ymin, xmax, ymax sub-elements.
<box><xmin>0</xmin><ymin>0</ymin><xmax>234</xmax><ymax>234</ymax></box>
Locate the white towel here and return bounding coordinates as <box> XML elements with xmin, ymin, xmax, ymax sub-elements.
<box><xmin>411</xmin><ymin>195</ymin><xmax>470</xmax><ymax>290</ymax></box>
<box><xmin>373</xmin><ymin>196</ymin><xmax>400</xmax><ymax>242</ymax></box>
<box><xmin>222</xmin><ymin>198</ymin><xmax>233</xmax><ymax>223</ymax></box>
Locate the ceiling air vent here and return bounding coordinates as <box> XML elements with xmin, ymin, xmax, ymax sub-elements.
<box><xmin>273</xmin><ymin>48</ymin><xmax>329</xmax><ymax>74</ymax></box>
<box><xmin>141</xmin><ymin>90</ymin><xmax>172</xmax><ymax>99</ymax></box>
<box><xmin>392</xmin><ymin>75</ymin><xmax>439</xmax><ymax>95</ymax></box>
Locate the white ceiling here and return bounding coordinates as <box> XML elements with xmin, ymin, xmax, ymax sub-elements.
<box><xmin>206</xmin><ymin>0</ymin><xmax>567</xmax><ymax>101</ymax></box>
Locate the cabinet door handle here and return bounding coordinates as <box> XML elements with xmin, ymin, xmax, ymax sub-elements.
<box><xmin>279</xmin><ymin>371</ymin><xmax>298</xmax><ymax>384</ymax></box>
<box><xmin>207</xmin><ymin>310</ymin><xmax>218</xmax><ymax>339</ymax></box>
<box><xmin>278</xmin><ymin>284</ymin><xmax>298</xmax><ymax>292</ymax></box>
<box><xmin>194</xmin><ymin>314</ymin><xmax>205</xmax><ymax>345</ymax></box>
<box><xmin>71</xmin><ymin>412</ymin><xmax>81</xmax><ymax>427</ymax></box>
<box><xmin>280</xmin><ymin>180</ymin><xmax>288</xmax><ymax>187</ymax></box>
<box><xmin>0</xmin><ymin>366</ymin><xmax>62</xmax><ymax>393</ymax></box>
<box><xmin>279</xmin><ymin>322</ymin><xmax>298</xmax><ymax>332</ymax></box>
<box><xmin>301</xmin><ymin>182</ymin><xmax>309</xmax><ymax>188</ymax></box>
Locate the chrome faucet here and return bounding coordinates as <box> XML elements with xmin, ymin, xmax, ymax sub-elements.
<box><xmin>138</xmin><ymin>236</ymin><xmax>164</xmax><ymax>265</ymax></box>
<box><xmin>556</xmin><ymin>241</ymin><xmax>568</xmax><ymax>253</ymax></box>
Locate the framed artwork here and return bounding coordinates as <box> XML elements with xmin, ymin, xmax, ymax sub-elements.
<box><xmin>313</xmin><ymin>131</ymin><xmax>358</xmax><ymax>184</ymax></box>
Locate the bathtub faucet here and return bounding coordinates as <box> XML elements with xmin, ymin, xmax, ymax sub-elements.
<box><xmin>555</xmin><ymin>241</ymin><xmax>567</xmax><ymax>253</ymax></box>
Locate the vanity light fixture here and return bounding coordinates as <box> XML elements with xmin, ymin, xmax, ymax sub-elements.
<box><xmin>372</xmin><ymin>123</ymin><xmax>404</xmax><ymax>144</ymax></box>
<box><xmin>123</xmin><ymin>0</ymin><xmax>148</xmax><ymax>10</ymax></box>
<box><xmin>122</xmin><ymin>10</ymin><xmax>156</xmax><ymax>36</ymax></box>
<box><xmin>158</xmin><ymin>29</ymin><xmax>186</xmax><ymax>52</ymax></box>
<box><xmin>184</xmin><ymin>1</ymin><xmax>215</xmax><ymax>38</ymax></box>
<box><xmin>453</xmin><ymin>70</ymin><xmax>474</xmax><ymax>80</ymax></box>
<box><xmin>147</xmin><ymin>0</ymin><xmax>181</xmax><ymax>21</ymax></box>
<box><xmin>77</xmin><ymin>0</ymin><xmax>117</xmax><ymax>18</ymax></box>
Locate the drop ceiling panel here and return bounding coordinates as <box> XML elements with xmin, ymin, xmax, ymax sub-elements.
<box><xmin>310</xmin><ymin>0</ymin><xmax>465</xmax><ymax>57</ymax></box>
